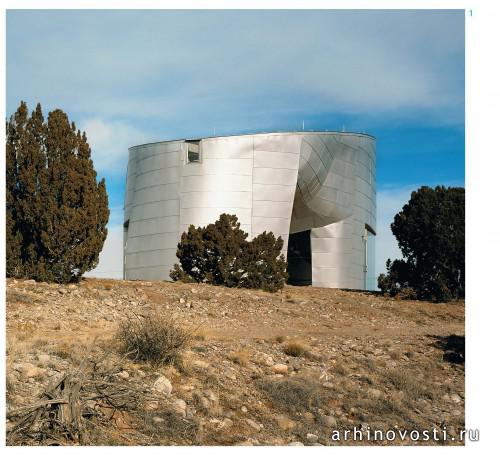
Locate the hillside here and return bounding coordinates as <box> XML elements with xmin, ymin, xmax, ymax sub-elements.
<box><xmin>6</xmin><ymin>278</ymin><xmax>464</xmax><ymax>446</ymax></box>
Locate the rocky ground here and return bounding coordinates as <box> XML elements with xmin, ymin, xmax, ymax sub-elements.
<box><xmin>6</xmin><ymin>278</ymin><xmax>465</xmax><ymax>446</ymax></box>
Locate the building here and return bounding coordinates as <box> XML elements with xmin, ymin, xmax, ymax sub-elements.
<box><xmin>124</xmin><ymin>131</ymin><xmax>376</xmax><ymax>289</ymax></box>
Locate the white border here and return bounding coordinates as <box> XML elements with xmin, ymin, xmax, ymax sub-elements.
<box><xmin>3</xmin><ymin>2</ymin><xmax>498</xmax><ymax>455</ymax></box>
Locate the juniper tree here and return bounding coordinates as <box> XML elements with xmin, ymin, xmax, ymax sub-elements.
<box><xmin>378</xmin><ymin>186</ymin><xmax>465</xmax><ymax>302</ymax></box>
<box><xmin>5</xmin><ymin>101</ymin><xmax>109</xmax><ymax>283</ymax></box>
<box><xmin>237</xmin><ymin>231</ymin><xmax>288</xmax><ymax>292</ymax></box>
<box><xmin>5</xmin><ymin>101</ymin><xmax>28</xmax><ymax>276</ymax></box>
<box><xmin>170</xmin><ymin>213</ymin><xmax>288</xmax><ymax>292</ymax></box>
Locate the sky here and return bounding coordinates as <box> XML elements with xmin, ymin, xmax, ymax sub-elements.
<box><xmin>6</xmin><ymin>9</ymin><xmax>465</xmax><ymax>281</ymax></box>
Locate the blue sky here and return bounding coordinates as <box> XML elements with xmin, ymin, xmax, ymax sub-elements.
<box><xmin>6</xmin><ymin>9</ymin><xmax>465</xmax><ymax>280</ymax></box>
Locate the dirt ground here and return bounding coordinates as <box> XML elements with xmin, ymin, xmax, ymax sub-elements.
<box><xmin>6</xmin><ymin>278</ymin><xmax>465</xmax><ymax>446</ymax></box>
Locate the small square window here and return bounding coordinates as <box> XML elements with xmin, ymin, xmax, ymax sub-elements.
<box><xmin>186</xmin><ymin>142</ymin><xmax>201</xmax><ymax>163</ymax></box>
<box><xmin>188</xmin><ymin>149</ymin><xmax>200</xmax><ymax>163</ymax></box>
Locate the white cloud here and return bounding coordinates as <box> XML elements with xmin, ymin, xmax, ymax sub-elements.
<box><xmin>85</xmin><ymin>225</ymin><xmax>123</xmax><ymax>279</ymax></box>
<box><xmin>78</xmin><ymin>118</ymin><xmax>149</xmax><ymax>176</ymax></box>
<box><xmin>7</xmin><ymin>10</ymin><xmax>464</xmax><ymax>126</ymax></box>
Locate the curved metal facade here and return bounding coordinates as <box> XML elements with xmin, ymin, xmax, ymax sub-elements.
<box><xmin>124</xmin><ymin>132</ymin><xmax>376</xmax><ymax>289</ymax></box>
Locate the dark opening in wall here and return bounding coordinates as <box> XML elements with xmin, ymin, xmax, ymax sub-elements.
<box><xmin>186</xmin><ymin>140</ymin><xmax>201</xmax><ymax>163</ymax></box>
<box><xmin>287</xmin><ymin>230</ymin><xmax>312</xmax><ymax>285</ymax></box>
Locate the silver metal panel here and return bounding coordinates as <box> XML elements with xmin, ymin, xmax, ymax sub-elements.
<box><xmin>181</xmin><ymin>191</ymin><xmax>252</xmax><ymax>209</ymax></box>
<box><xmin>182</xmin><ymin>158</ymin><xmax>253</xmax><ymax>177</ymax></box>
<box><xmin>180</xmin><ymin>207</ymin><xmax>252</xmax><ymax>228</ymax></box>
<box><xmin>124</xmin><ymin>132</ymin><xmax>376</xmax><ymax>290</ymax></box>
<box><xmin>252</xmin><ymin>200</ymin><xmax>294</xmax><ymax>219</ymax></box>
<box><xmin>126</xmin><ymin>232</ymin><xmax>180</xmax><ymax>253</ymax></box>
<box><xmin>131</xmin><ymin>199</ymin><xmax>180</xmax><ymax>221</ymax></box>
<box><xmin>252</xmin><ymin>183</ymin><xmax>297</xmax><ymax>202</ymax></box>
<box><xmin>180</xmin><ymin>174</ymin><xmax>253</xmax><ymax>192</ymax></box>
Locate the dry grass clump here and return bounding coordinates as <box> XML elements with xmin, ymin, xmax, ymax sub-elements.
<box><xmin>193</xmin><ymin>327</ymin><xmax>210</xmax><ymax>341</ymax></box>
<box><xmin>140</xmin><ymin>409</ymin><xmax>200</xmax><ymax>444</ymax></box>
<box><xmin>283</xmin><ymin>340</ymin><xmax>309</xmax><ymax>357</ymax></box>
<box><xmin>116</xmin><ymin>312</ymin><xmax>193</xmax><ymax>366</ymax></box>
<box><xmin>200</xmin><ymin>372</ymin><xmax>220</xmax><ymax>390</ymax></box>
<box><xmin>228</xmin><ymin>349</ymin><xmax>250</xmax><ymax>366</ymax></box>
<box><xmin>350</xmin><ymin>395</ymin><xmax>412</xmax><ymax>423</ymax></box>
<box><xmin>383</xmin><ymin>369</ymin><xmax>435</xmax><ymax>401</ymax></box>
<box><xmin>256</xmin><ymin>376</ymin><xmax>330</xmax><ymax>413</ymax></box>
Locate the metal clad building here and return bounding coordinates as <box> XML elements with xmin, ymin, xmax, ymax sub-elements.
<box><xmin>124</xmin><ymin>132</ymin><xmax>376</xmax><ymax>289</ymax></box>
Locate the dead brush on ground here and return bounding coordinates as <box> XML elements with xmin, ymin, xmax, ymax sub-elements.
<box><xmin>228</xmin><ymin>349</ymin><xmax>250</xmax><ymax>366</ymax></box>
<box><xmin>256</xmin><ymin>375</ymin><xmax>331</xmax><ymax>413</ymax></box>
<box><xmin>383</xmin><ymin>368</ymin><xmax>435</xmax><ymax>401</ymax></box>
<box><xmin>6</xmin><ymin>351</ymin><xmax>150</xmax><ymax>446</ymax></box>
<box><xmin>283</xmin><ymin>340</ymin><xmax>309</xmax><ymax>357</ymax></box>
<box><xmin>140</xmin><ymin>409</ymin><xmax>200</xmax><ymax>444</ymax></box>
<box><xmin>116</xmin><ymin>312</ymin><xmax>194</xmax><ymax>367</ymax></box>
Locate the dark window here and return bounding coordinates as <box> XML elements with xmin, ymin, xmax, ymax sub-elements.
<box><xmin>188</xmin><ymin>149</ymin><xmax>200</xmax><ymax>163</ymax></box>
<box><xmin>186</xmin><ymin>141</ymin><xmax>201</xmax><ymax>163</ymax></box>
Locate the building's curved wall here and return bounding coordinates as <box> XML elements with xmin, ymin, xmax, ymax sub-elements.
<box><xmin>124</xmin><ymin>132</ymin><xmax>376</xmax><ymax>289</ymax></box>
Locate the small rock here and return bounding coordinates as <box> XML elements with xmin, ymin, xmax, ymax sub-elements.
<box><xmin>196</xmin><ymin>396</ymin><xmax>210</xmax><ymax>410</ymax></box>
<box><xmin>16</xmin><ymin>362</ymin><xmax>43</xmax><ymax>379</ymax></box>
<box><xmin>239</xmin><ymin>438</ymin><xmax>259</xmax><ymax>446</ymax></box>
<box><xmin>306</xmin><ymin>433</ymin><xmax>319</xmax><ymax>443</ymax></box>
<box><xmin>288</xmin><ymin>358</ymin><xmax>302</xmax><ymax>371</ymax></box>
<box><xmin>224</xmin><ymin>368</ymin><xmax>236</xmax><ymax>380</ymax></box>
<box><xmin>205</xmin><ymin>390</ymin><xmax>218</xmax><ymax>403</ymax></box>
<box><xmin>274</xmin><ymin>414</ymin><xmax>296</xmax><ymax>430</ymax></box>
<box><xmin>319</xmin><ymin>415</ymin><xmax>337</xmax><ymax>427</ymax></box>
<box><xmin>272</xmin><ymin>363</ymin><xmax>288</xmax><ymax>374</ymax></box>
<box><xmin>37</xmin><ymin>354</ymin><xmax>51</xmax><ymax>366</ymax></box>
<box><xmin>180</xmin><ymin>384</ymin><xmax>195</xmax><ymax>392</ymax></box>
<box><xmin>117</xmin><ymin>370</ymin><xmax>130</xmax><ymax>380</ymax></box>
<box><xmin>245</xmin><ymin>418</ymin><xmax>262</xmax><ymax>432</ymax></box>
<box><xmin>152</xmin><ymin>416</ymin><xmax>165</xmax><ymax>423</ymax></box>
<box><xmin>193</xmin><ymin>390</ymin><xmax>219</xmax><ymax>412</ymax></box>
<box><xmin>145</xmin><ymin>400</ymin><xmax>159</xmax><ymax>410</ymax></box>
<box><xmin>450</xmin><ymin>393</ymin><xmax>461</xmax><ymax>403</ymax></box>
<box><xmin>221</xmin><ymin>418</ymin><xmax>233</xmax><ymax>428</ymax></box>
<box><xmin>368</xmin><ymin>388</ymin><xmax>383</xmax><ymax>399</ymax></box>
<box><xmin>288</xmin><ymin>441</ymin><xmax>304</xmax><ymax>446</ymax></box>
<box><xmin>241</xmin><ymin>405</ymin><xmax>248</xmax><ymax>413</ymax></box>
<box><xmin>255</xmin><ymin>354</ymin><xmax>274</xmax><ymax>367</ymax></box>
<box><xmin>152</xmin><ymin>376</ymin><xmax>172</xmax><ymax>396</ymax></box>
<box><xmin>172</xmin><ymin>398</ymin><xmax>187</xmax><ymax>416</ymax></box>
<box><xmin>193</xmin><ymin>360</ymin><xmax>210</xmax><ymax>370</ymax></box>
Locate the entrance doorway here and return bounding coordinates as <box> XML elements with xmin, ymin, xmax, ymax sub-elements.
<box><xmin>287</xmin><ymin>230</ymin><xmax>312</xmax><ymax>285</ymax></box>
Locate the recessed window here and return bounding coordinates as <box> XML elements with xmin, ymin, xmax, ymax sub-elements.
<box><xmin>188</xmin><ymin>149</ymin><xmax>200</xmax><ymax>163</ymax></box>
<box><xmin>186</xmin><ymin>141</ymin><xmax>201</xmax><ymax>163</ymax></box>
